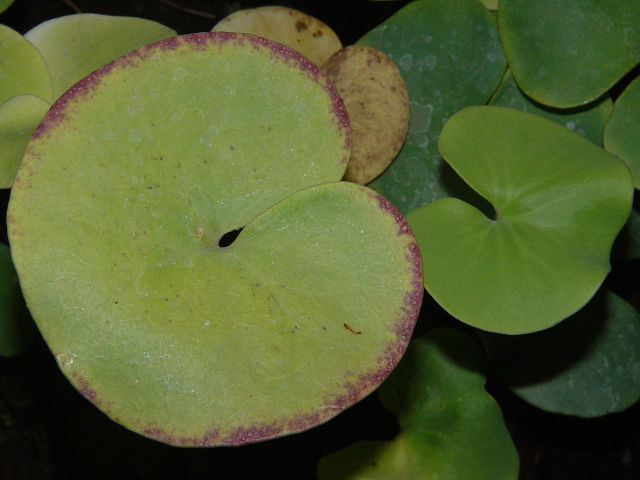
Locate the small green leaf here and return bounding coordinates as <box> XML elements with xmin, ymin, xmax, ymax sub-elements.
<box><xmin>0</xmin><ymin>0</ymin><xmax>14</xmax><ymax>14</ymax></box>
<box><xmin>317</xmin><ymin>329</ymin><xmax>519</xmax><ymax>480</ymax></box>
<box><xmin>482</xmin><ymin>290</ymin><xmax>640</xmax><ymax>417</ymax></box>
<box><xmin>490</xmin><ymin>70</ymin><xmax>613</xmax><ymax>146</ymax></box>
<box><xmin>0</xmin><ymin>95</ymin><xmax>51</xmax><ymax>188</ymax></box>
<box><xmin>358</xmin><ymin>0</ymin><xmax>507</xmax><ymax>213</ymax></box>
<box><xmin>407</xmin><ymin>106</ymin><xmax>633</xmax><ymax>334</ymax></box>
<box><xmin>0</xmin><ymin>24</ymin><xmax>52</xmax><ymax>104</ymax></box>
<box><xmin>0</xmin><ymin>243</ymin><xmax>34</xmax><ymax>357</ymax></box>
<box><xmin>25</xmin><ymin>14</ymin><xmax>177</xmax><ymax>98</ymax></box>
<box><xmin>498</xmin><ymin>0</ymin><xmax>640</xmax><ymax>108</ymax></box>
<box><xmin>604</xmin><ymin>75</ymin><xmax>640</xmax><ymax>189</ymax></box>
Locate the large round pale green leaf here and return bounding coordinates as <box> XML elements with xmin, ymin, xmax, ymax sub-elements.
<box><xmin>25</xmin><ymin>14</ymin><xmax>177</xmax><ymax>98</ymax></box>
<box><xmin>482</xmin><ymin>290</ymin><xmax>640</xmax><ymax>417</ymax></box>
<box><xmin>317</xmin><ymin>329</ymin><xmax>519</xmax><ymax>480</ymax></box>
<box><xmin>0</xmin><ymin>24</ymin><xmax>52</xmax><ymax>104</ymax></box>
<box><xmin>8</xmin><ymin>33</ymin><xmax>422</xmax><ymax>446</ymax></box>
<box><xmin>0</xmin><ymin>94</ymin><xmax>50</xmax><ymax>188</ymax></box>
<box><xmin>498</xmin><ymin>0</ymin><xmax>640</xmax><ymax>108</ymax></box>
<box><xmin>604</xmin><ymin>75</ymin><xmax>640</xmax><ymax>189</ymax></box>
<box><xmin>407</xmin><ymin>106</ymin><xmax>633</xmax><ymax>334</ymax></box>
<box><xmin>0</xmin><ymin>243</ymin><xmax>34</xmax><ymax>357</ymax></box>
<box><xmin>490</xmin><ymin>70</ymin><xmax>613</xmax><ymax>146</ymax></box>
<box><xmin>357</xmin><ymin>0</ymin><xmax>507</xmax><ymax>214</ymax></box>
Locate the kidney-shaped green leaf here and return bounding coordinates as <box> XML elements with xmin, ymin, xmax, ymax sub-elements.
<box><xmin>482</xmin><ymin>290</ymin><xmax>640</xmax><ymax>417</ymax></box>
<box><xmin>25</xmin><ymin>14</ymin><xmax>177</xmax><ymax>98</ymax></box>
<box><xmin>8</xmin><ymin>33</ymin><xmax>423</xmax><ymax>446</ymax></box>
<box><xmin>499</xmin><ymin>0</ymin><xmax>640</xmax><ymax>108</ymax></box>
<box><xmin>0</xmin><ymin>94</ymin><xmax>51</xmax><ymax>188</ymax></box>
<box><xmin>407</xmin><ymin>106</ymin><xmax>633</xmax><ymax>334</ymax></box>
<box><xmin>317</xmin><ymin>328</ymin><xmax>518</xmax><ymax>480</ymax></box>
<box><xmin>358</xmin><ymin>0</ymin><xmax>507</xmax><ymax>213</ymax></box>
<box><xmin>604</xmin><ymin>75</ymin><xmax>640</xmax><ymax>189</ymax></box>
<box><xmin>0</xmin><ymin>24</ymin><xmax>52</xmax><ymax>104</ymax></box>
<box><xmin>0</xmin><ymin>243</ymin><xmax>34</xmax><ymax>357</ymax></box>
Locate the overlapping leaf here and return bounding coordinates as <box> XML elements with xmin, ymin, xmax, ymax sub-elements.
<box><xmin>358</xmin><ymin>0</ymin><xmax>507</xmax><ymax>213</ymax></box>
<box><xmin>318</xmin><ymin>329</ymin><xmax>518</xmax><ymax>480</ymax></box>
<box><xmin>499</xmin><ymin>0</ymin><xmax>640</xmax><ymax>107</ymax></box>
<box><xmin>482</xmin><ymin>290</ymin><xmax>640</xmax><ymax>417</ymax></box>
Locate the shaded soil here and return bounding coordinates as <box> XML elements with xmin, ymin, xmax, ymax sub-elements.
<box><xmin>1</xmin><ymin>1</ymin><xmax>640</xmax><ymax>479</ymax></box>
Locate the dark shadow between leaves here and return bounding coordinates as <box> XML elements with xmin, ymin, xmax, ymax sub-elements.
<box><xmin>480</xmin><ymin>289</ymin><xmax>609</xmax><ymax>388</ymax></box>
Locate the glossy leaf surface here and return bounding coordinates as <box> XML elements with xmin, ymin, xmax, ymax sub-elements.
<box><xmin>317</xmin><ymin>329</ymin><xmax>518</xmax><ymax>480</ymax></box>
<box><xmin>0</xmin><ymin>24</ymin><xmax>52</xmax><ymax>104</ymax></box>
<box><xmin>8</xmin><ymin>33</ymin><xmax>422</xmax><ymax>446</ymax></box>
<box><xmin>499</xmin><ymin>0</ymin><xmax>640</xmax><ymax>107</ymax></box>
<box><xmin>482</xmin><ymin>290</ymin><xmax>640</xmax><ymax>417</ymax></box>
<box><xmin>359</xmin><ymin>0</ymin><xmax>506</xmax><ymax>213</ymax></box>
<box><xmin>407</xmin><ymin>106</ymin><xmax>633</xmax><ymax>334</ymax></box>
<box><xmin>25</xmin><ymin>14</ymin><xmax>176</xmax><ymax>97</ymax></box>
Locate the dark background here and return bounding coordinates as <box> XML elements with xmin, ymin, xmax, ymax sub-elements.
<box><xmin>1</xmin><ymin>1</ymin><xmax>639</xmax><ymax>479</ymax></box>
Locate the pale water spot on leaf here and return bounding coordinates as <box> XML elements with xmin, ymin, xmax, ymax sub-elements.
<box><xmin>487</xmin><ymin>52</ymin><xmax>500</xmax><ymax>63</ymax></box>
<box><xmin>127</xmin><ymin>104</ymin><xmax>142</xmax><ymax>115</ymax></box>
<box><xmin>424</xmin><ymin>54</ymin><xmax>437</xmax><ymax>70</ymax></box>
<box><xmin>172</xmin><ymin>67</ymin><xmax>187</xmax><ymax>81</ymax></box>
<box><xmin>408</xmin><ymin>102</ymin><xmax>433</xmax><ymax>135</ymax></box>
<box><xmin>565</xmin><ymin>44</ymin><xmax>578</xmax><ymax>55</ymax></box>
<box><xmin>200</xmin><ymin>125</ymin><xmax>219</xmax><ymax>148</ymax></box>
<box><xmin>203</xmin><ymin>320</ymin><xmax>211</xmax><ymax>327</ymax></box>
<box><xmin>509</xmin><ymin>98</ymin><xmax>528</xmax><ymax>110</ymax></box>
<box><xmin>129</xmin><ymin>129</ymin><xmax>142</xmax><ymax>143</ymax></box>
<box><xmin>624</xmin><ymin>27</ymin><xmax>637</xmax><ymax>46</ymax></box>
<box><xmin>56</xmin><ymin>352</ymin><xmax>77</xmax><ymax>368</ymax></box>
<box><xmin>398</xmin><ymin>53</ymin><xmax>413</xmax><ymax>71</ymax></box>
<box><xmin>565</xmin><ymin>121</ymin><xmax>576</xmax><ymax>130</ymax></box>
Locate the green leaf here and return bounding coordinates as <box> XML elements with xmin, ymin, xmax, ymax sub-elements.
<box><xmin>358</xmin><ymin>0</ymin><xmax>507</xmax><ymax>213</ymax></box>
<box><xmin>481</xmin><ymin>290</ymin><xmax>640</xmax><ymax>417</ymax></box>
<box><xmin>25</xmin><ymin>14</ymin><xmax>177</xmax><ymax>98</ymax></box>
<box><xmin>604</xmin><ymin>75</ymin><xmax>640</xmax><ymax>189</ymax></box>
<box><xmin>0</xmin><ymin>243</ymin><xmax>34</xmax><ymax>357</ymax></box>
<box><xmin>317</xmin><ymin>329</ymin><xmax>519</xmax><ymax>480</ymax></box>
<box><xmin>8</xmin><ymin>33</ymin><xmax>423</xmax><ymax>446</ymax></box>
<box><xmin>0</xmin><ymin>0</ymin><xmax>13</xmax><ymax>14</ymax></box>
<box><xmin>407</xmin><ymin>106</ymin><xmax>633</xmax><ymax>334</ymax></box>
<box><xmin>0</xmin><ymin>95</ymin><xmax>51</xmax><ymax>188</ymax></box>
<box><xmin>490</xmin><ymin>70</ymin><xmax>613</xmax><ymax>146</ymax></box>
<box><xmin>498</xmin><ymin>0</ymin><xmax>640</xmax><ymax>108</ymax></box>
<box><xmin>0</xmin><ymin>24</ymin><xmax>52</xmax><ymax>104</ymax></box>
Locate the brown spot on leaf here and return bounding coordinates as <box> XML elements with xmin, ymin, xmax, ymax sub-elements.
<box><xmin>295</xmin><ymin>20</ymin><xmax>308</xmax><ymax>32</ymax></box>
